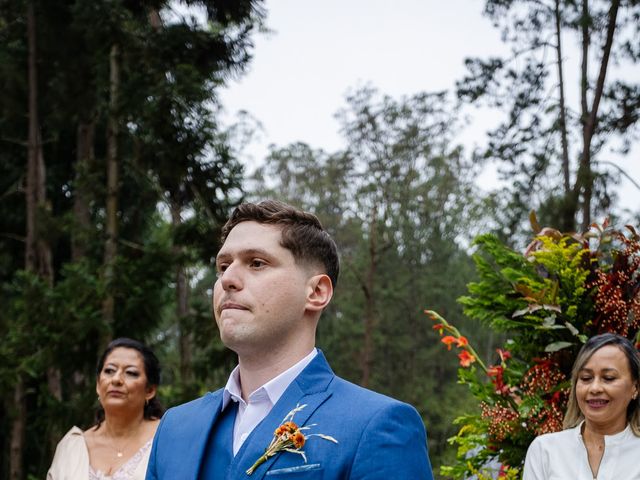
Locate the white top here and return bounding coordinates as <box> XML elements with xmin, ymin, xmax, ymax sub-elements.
<box><xmin>222</xmin><ymin>348</ymin><xmax>318</xmax><ymax>455</ymax></box>
<box><xmin>89</xmin><ymin>439</ymin><xmax>152</xmax><ymax>480</ymax></box>
<box><xmin>47</xmin><ymin>426</ymin><xmax>151</xmax><ymax>480</ymax></box>
<box><xmin>523</xmin><ymin>422</ymin><xmax>640</xmax><ymax>480</ymax></box>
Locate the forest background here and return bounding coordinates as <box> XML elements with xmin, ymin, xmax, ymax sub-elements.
<box><xmin>1</xmin><ymin>1</ymin><xmax>639</xmax><ymax>479</ymax></box>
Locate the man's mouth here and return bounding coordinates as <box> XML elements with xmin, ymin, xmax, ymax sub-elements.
<box><xmin>220</xmin><ymin>301</ymin><xmax>249</xmax><ymax>312</ymax></box>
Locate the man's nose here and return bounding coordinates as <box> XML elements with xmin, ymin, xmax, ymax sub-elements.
<box><xmin>220</xmin><ymin>262</ymin><xmax>242</xmax><ymax>291</ymax></box>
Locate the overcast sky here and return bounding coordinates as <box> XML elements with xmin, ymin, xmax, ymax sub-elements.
<box><xmin>218</xmin><ymin>0</ymin><xmax>639</xmax><ymax>215</ymax></box>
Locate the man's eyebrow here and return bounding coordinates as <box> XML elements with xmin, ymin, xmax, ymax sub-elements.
<box><xmin>215</xmin><ymin>248</ymin><xmax>273</xmax><ymax>262</ymax></box>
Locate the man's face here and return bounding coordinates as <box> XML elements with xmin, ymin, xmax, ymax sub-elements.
<box><xmin>213</xmin><ymin>221</ymin><xmax>311</xmax><ymax>356</ymax></box>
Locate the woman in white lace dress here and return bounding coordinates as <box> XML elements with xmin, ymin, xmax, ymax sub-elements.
<box><xmin>48</xmin><ymin>338</ymin><xmax>164</xmax><ymax>480</ymax></box>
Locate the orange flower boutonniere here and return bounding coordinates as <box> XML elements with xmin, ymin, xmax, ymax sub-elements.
<box><xmin>246</xmin><ymin>404</ymin><xmax>338</xmax><ymax>475</ymax></box>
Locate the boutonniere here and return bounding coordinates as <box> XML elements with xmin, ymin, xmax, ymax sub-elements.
<box><xmin>246</xmin><ymin>404</ymin><xmax>338</xmax><ymax>475</ymax></box>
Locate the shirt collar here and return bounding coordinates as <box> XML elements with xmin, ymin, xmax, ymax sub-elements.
<box><xmin>222</xmin><ymin>348</ymin><xmax>318</xmax><ymax>410</ymax></box>
<box><xmin>576</xmin><ymin>420</ymin><xmax>633</xmax><ymax>446</ymax></box>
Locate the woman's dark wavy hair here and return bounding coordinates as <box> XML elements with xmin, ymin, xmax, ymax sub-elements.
<box><xmin>564</xmin><ymin>333</ymin><xmax>640</xmax><ymax>436</ymax></box>
<box><xmin>94</xmin><ymin>337</ymin><xmax>164</xmax><ymax>429</ymax></box>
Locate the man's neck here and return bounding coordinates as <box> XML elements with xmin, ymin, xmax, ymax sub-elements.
<box><xmin>237</xmin><ymin>346</ymin><xmax>315</xmax><ymax>402</ymax></box>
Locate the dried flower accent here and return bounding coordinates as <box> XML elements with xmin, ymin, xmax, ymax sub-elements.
<box><xmin>520</xmin><ymin>359</ymin><xmax>566</xmax><ymax>396</ymax></box>
<box><xmin>589</xmin><ymin>228</ymin><xmax>640</xmax><ymax>335</ymax></box>
<box><xmin>529</xmin><ymin>395</ymin><xmax>566</xmax><ymax>435</ymax></box>
<box><xmin>481</xmin><ymin>402</ymin><xmax>519</xmax><ymax>444</ymax></box>
<box><xmin>246</xmin><ymin>404</ymin><xmax>338</xmax><ymax>475</ymax></box>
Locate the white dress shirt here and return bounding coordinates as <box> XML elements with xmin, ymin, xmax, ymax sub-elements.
<box><xmin>222</xmin><ymin>349</ymin><xmax>317</xmax><ymax>455</ymax></box>
<box><xmin>523</xmin><ymin>421</ymin><xmax>640</xmax><ymax>480</ymax></box>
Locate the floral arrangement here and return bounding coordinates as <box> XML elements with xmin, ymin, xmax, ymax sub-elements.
<box><xmin>427</xmin><ymin>219</ymin><xmax>640</xmax><ymax>479</ymax></box>
<box><xmin>246</xmin><ymin>404</ymin><xmax>338</xmax><ymax>475</ymax></box>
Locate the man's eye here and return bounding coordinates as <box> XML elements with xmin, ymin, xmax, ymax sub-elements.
<box><xmin>250</xmin><ymin>259</ymin><xmax>266</xmax><ymax>268</ymax></box>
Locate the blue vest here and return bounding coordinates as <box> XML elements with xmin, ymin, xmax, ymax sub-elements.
<box><xmin>199</xmin><ymin>402</ymin><xmax>238</xmax><ymax>479</ymax></box>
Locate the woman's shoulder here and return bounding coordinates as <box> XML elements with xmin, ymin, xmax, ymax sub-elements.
<box><xmin>48</xmin><ymin>427</ymin><xmax>90</xmax><ymax>479</ymax></box>
<box><xmin>53</xmin><ymin>426</ymin><xmax>87</xmax><ymax>452</ymax></box>
<box><xmin>58</xmin><ymin>426</ymin><xmax>85</xmax><ymax>443</ymax></box>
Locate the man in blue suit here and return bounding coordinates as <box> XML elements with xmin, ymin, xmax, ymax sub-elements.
<box><xmin>146</xmin><ymin>200</ymin><xmax>434</xmax><ymax>479</ymax></box>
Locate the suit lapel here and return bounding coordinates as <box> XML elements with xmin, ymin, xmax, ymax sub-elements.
<box><xmin>178</xmin><ymin>391</ymin><xmax>224</xmax><ymax>479</ymax></box>
<box><xmin>230</xmin><ymin>351</ymin><xmax>335</xmax><ymax>479</ymax></box>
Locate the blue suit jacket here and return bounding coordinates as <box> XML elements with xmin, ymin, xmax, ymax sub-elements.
<box><xmin>146</xmin><ymin>351</ymin><xmax>433</xmax><ymax>479</ymax></box>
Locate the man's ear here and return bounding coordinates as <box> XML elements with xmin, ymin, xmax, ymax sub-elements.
<box><xmin>305</xmin><ymin>274</ymin><xmax>333</xmax><ymax>312</ymax></box>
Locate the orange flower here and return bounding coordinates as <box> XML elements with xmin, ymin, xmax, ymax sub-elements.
<box><xmin>441</xmin><ymin>336</ymin><xmax>457</xmax><ymax>350</ymax></box>
<box><xmin>432</xmin><ymin>323</ymin><xmax>445</xmax><ymax>335</ymax></box>
<box><xmin>458</xmin><ymin>350</ymin><xmax>476</xmax><ymax>367</ymax></box>
<box><xmin>284</xmin><ymin>421</ymin><xmax>298</xmax><ymax>433</ymax></box>
<box><xmin>456</xmin><ymin>336</ymin><xmax>469</xmax><ymax>348</ymax></box>
<box><xmin>292</xmin><ymin>431</ymin><xmax>305</xmax><ymax>448</ymax></box>
<box><xmin>275</xmin><ymin>422</ymin><xmax>295</xmax><ymax>436</ymax></box>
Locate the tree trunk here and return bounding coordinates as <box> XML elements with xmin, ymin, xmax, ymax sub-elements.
<box><xmin>72</xmin><ymin>120</ymin><xmax>95</xmax><ymax>261</ymax></box>
<box><xmin>566</xmin><ymin>0</ymin><xmax>592</xmax><ymax>232</ymax></box>
<box><xmin>554</xmin><ymin>0</ymin><xmax>572</xmax><ymax>231</ymax></box>
<box><xmin>25</xmin><ymin>3</ymin><xmax>53</xmax><ymax>283</ymax></box>
<box><xmin>170</xmin><ymin>201</ymin><xmax>193</xmax><ymax>386</ymax></box>
<box><xmin>102</xmin><ymin>43</ymin><xmax>120</xmax><ymax>341</ymax></box>
<box><xmin>360</xmin><ymin>206</ymin><xmax>378</xmax><ymax>388</ymax></box>
<box><xmin>19</xmin><ymin>2</ymin><xmax>61</xmax><ymax>477</ymax></box>
<box><xmin>148</xmin><ymin>9</ymin><xmax>162</xmax><ymax>29</ymax></box>
<box><xmin>578</xmin><ymin>0</ymin><xmax>619</xmax><ymax>231</ymax></box>
<box><xmin>9</xmin><ymin>381</ymin><xmax>26</xmax><ymax>480</ymax></box>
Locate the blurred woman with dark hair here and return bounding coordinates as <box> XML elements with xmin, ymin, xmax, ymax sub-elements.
<box><xmin>48</xmin><ymin>338</ymin><xmax>164</xmax><ymax>479</ymax></box>
<box><xmin>524</xmin><ymin>333</ymin><xmax>640</xmax><ymax>480</ymax></box>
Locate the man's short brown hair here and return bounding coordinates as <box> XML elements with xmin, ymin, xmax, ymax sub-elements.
<box><xmin>221</xmin><ymin>200</ymin><xmax>339</xmax><ymax>288</ymax></box>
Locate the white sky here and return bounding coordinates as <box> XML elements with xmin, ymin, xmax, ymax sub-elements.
<box><xmin>219</xmin><ymin>0</ymin><xmax>639</xmax><ymax>216</ymax></box>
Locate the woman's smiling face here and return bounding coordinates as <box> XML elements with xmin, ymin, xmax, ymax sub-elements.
<box><xmin>576</xmin><ymin>345</ymin><xmax>638</xmax><ymax>434</ymax></box>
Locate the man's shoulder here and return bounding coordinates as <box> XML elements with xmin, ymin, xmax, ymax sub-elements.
<box><xmin>331</xmin><ymin>375</ymin><xmax>402</xmax><ymax>403</ymax></box>
<box><xmin>305</xmin><ymin>351</ymin><xmax>414</xmax><ymax>407</ymax></box>
<box><xmin>162</xmin><ymin>389</ymin><xmax>223</xmax><ymax>422</ymax></box>
<box><xmin>326</xmin><ymin>374</ymin><xmax>420</xmax><ymax>419</ymax></box>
